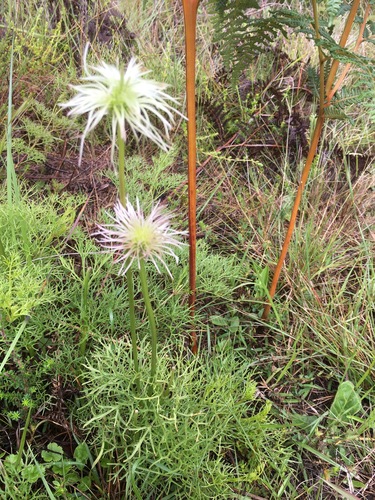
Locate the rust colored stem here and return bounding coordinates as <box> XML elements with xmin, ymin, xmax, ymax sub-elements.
<box><xmin>325</xmin><ymin>0</ymin><xmax>362</xmax><ymax>96</ymax></box>
<box><xmin>262</xmin><ymin>0</ymin><xmax>362</xmax><ymax>320</ymax></box>
<box><xmin>326</xmin><ymin>3</ymin><xmax>370</xmax><ymax>105</ymax></box>
<box><xmin>262</xmin><ymin>114</ymin><xmax>325</xmax><ymax>319</ymax></box>
<box><xmin>182</xmin><ymin>0</ymin><xmax>199</xmax><ymax>353</ymax></box>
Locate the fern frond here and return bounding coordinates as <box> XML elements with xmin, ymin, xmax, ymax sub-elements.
<box><xmin>213</xmin><ymin>0</ymin><xmax>260</xmax><ymax>19</ymax></box>
<box><xmin>210</xmin><ymin>4</ymin><xmax>288</xmax><ymax>81</ymax></box>
<box><xmin>209</xmin><ymin>0</ymin><xmax>375</xmax><ymax>125</ymax></box>
<box><xmin>307</xmin><ymin>67</ymin><xmax>320</xmax><ymax>99</ymax></box>
<box><xmin>209</xmin><ymin>1</ymin><xmax>375</xmax><ymax>82</ymax></box>
<box><xmin>337</xmin><ymin>78</ymin><xmax>375</xmax><ymax>123</ymax></box>
<box><xmin>326</xmin><ymin>0</ymin><xmax>342</xmax><ymax>28</ymax></box>
<box><xmin>323</xmin><ymin>107</ymin><xmax>348</xmax><ymax>120</ymax></box>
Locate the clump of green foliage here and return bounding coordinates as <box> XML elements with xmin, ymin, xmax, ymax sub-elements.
<box><xmin>0</xmin><ymin>191</ymin><xmax>78</xmax><ymax>414</ymax></box>
<box><xmin>0</xmin><ymin>191</ymin><xmax>76</xmax><ymax>322</ymax></box>
<box><xmin>209</xmin><ymin>0</ymin><xmax>375</xmax><ymax>118</ymax></box>
<box><xmin>80</xmin><ymin>338</ymin><xmax>291</xmax><ymax>498</ymax></box>
<box><xmin>0</xmin><ymin>442</ymin><xmax>95</xmax><ymax>499</ymax></box>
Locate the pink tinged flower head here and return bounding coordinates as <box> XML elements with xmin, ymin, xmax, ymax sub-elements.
<box><xmin>95</xmin><ymin>198</ymin><xmax>186</xmax><ymax>278</ymax></box>
<box><xmin>60</xmin><ymin>45</ymin><xmax>185</xmax><ymax>164</ymax></box>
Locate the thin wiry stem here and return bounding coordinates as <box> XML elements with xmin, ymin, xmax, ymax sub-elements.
<box><xmin>118</xmin><ymin>128</ymin><xmax>127</xmax><ymax>206</ymax></box>
<box><xmin>126</xmin><ymin>265</ymin><xmax>139</xmax><ymax>379</ymax></box>
<box><xmin>139</xmin><ymin>259</ymin><xmax>157</xmax><ymax>379</ymax></box>
<box><xmin>117</xmin><ymin>132</ymin><xmax>139</xmax><ymax>378</ymax></box>
<box><xmin>16</xmin><ymin>404</ymin><xmax>33</xmax><ymax>468</ymax></box>
<box><xmin>0</xmin><ymin>237</ymin><xmax>6</xmax><ymax>259</ymax></box>
<box><xmin>79</xmin><ymin>266</ymin><xmax>91</xmax><ymax>357</ymax></box>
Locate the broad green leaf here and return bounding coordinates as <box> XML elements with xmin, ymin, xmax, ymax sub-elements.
<box><xmin>22</xmin><ymin>464</ymin><xmax>43</xmax><ymax>483</ymax></box>
<box><xmin>78</xmin><ymin>475</ymin><xmax>92</xmax><ymax>491</ymax></box>
<box><xmin>229</xmin><ymin>316</ymin><xmax>240</xmax><ymax>333</ymax></box>
<box><xmin>291</xmin><ymin>413</ymin><xmax>320</xmax><ymax>434</ymax></box>
<box><xmin>52</xmin><ymin>463</ymin><xmax>72</xmax><ymax>476</ymax></box>
<box><xmin>4</xmin><ymin>454</ymin><xmax>19</xmax><ymax>467</ymax></box>
<box><xmin>42</xmin><ymin>442</ymin><xmax>64</xmax><ymax>463</ymax></box>
<box><xmin>329</xmin><ymin>381</ymin><xmax>362</xmax><ymax>424</ymax></box>
<box><xmin>73</xmin><ymin>442</ymin><xmax>90</xmax><ymax>465</ymax></box>
<box><xmin>210</xmin><ymin>315</ymin><xmax>228</xmax><ymax>327</ymax></box>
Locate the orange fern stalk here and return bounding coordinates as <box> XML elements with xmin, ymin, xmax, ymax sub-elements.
<box><xmin>262</xmin><ymin>0</ymin><xmax>363</xmax><ymax>320</ymax></box>
<box><xmin>182</xmin><ymin>0</ymin><xmax>199</xmax><ymax>353</ymax></box>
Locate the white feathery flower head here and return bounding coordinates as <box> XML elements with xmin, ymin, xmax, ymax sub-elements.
<box><xmin>60</xmin><ymin>45</ymin><xmax>185</xmax><ymax>164</ymax></box>
<box><xmin>95</xmin><ymin>198</ymin><xmax>186</xmax><ymax>278</ymax></box>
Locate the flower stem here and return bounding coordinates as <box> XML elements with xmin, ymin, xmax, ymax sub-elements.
<box><xmin>16</xmin><ymin>403</ymin><xmax>33</xmax><ymax>468</ymax></box>
<box><xmin>126</xmin><ymin>267</ymin><xmax>139</xmax><ymax>376</ymax></box>
<box><xmin>117</xmin><ymin>131</ymin><xmax>139</xmax><ymax>378</ymax></box>
<box><xmin>139</xmin><ymin>259</ymin><xmax>157</xmax><ymax>379</ymax></box>
<box><xmin>79</xmin><ymin>266</ymin><xmax>91</xmax><ymax>357</ymax></box>
<box><xmin>117</xmin><ymin>128</ymin><xmax>127</xmax><ymax>205</ymax></box>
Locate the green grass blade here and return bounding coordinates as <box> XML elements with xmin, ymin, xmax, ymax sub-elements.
<box><xmin>6</xmin><ymin>36</ymin><xmax>20</xmax><ymax>206</ymax></box>
<box><xmin>0</xmin><ymin>317</ymin><xmax>29</xmax><ymax>373</ymax></box>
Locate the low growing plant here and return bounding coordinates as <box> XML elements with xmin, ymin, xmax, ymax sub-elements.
<box><xmin>0</xmin><ymin>442</ymin><xmax>95</xmax><ymax>499</ymax></box>
<box><xmin>0</xmin><ymin>191</ymin><xmax>77</xmax><ymax>324</ymax></box>
<box><xmin>79</xmin><ymin>338</ymin><xmax>292</xmax><ymax>498</ymax></box>
<box><xmin>291</xmin><ymin>380</ymin><xmax>373</xmax><ymax>492</ymax></box>
<box><xmin>0</xmin><ymin>191</ymin><xmax>79</xmax><ymax>432</ymax></box>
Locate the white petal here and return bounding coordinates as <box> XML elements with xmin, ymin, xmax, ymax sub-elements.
<box><xmin>60</xmin><ymin>45</ymin><xmax>186</xmax><ymax>160</ymax></box>
<box><xmin>94</xmin><ymin>198</ymin><xmax>186</xmax><ymax>277</ymax></box>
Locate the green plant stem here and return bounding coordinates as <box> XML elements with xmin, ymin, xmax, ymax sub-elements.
<box><xmin>79</xmin><ymin>266</ymin><xmax>91</xmax><ymax>357</ymax></box>
<box><xmin>0</xmin><ymin>237</ymin><xmax>6</xmax><ymax>259</ymax></box>
<box><xmin>16</xmin><ymin>404</ymin><xmax>32</xmax><ymax>468</ymax></box>
<box><xmin>126</xmin><ymin>267</ymin><xmax>139</xmax><ymax>377</ymax></box>
<box><xmin>139</xmin><ymin>259</ymin><xmax>157</xmax><ymax>379</ymax></box>
<box><xmin>0</xmin><ymin>317</ymin><xmax>30</xmax><ymax>373</ymax></box>
<box><xmin>6</xmin><ymin>37</ymin><xmax>19</xmax><ymax>207</ymax></box>
<box><xmin>116</xmin><ymin>131</ymin><xmax>139</xmax><ymax>376</ymax></box>
<box><xmin>7</xmin><ymin>38</ymin><xmax>31</xmax><ymax>264</ymax></box>
<box><xmin>28</xmin><ymin>445</ymin><xmax>56</xmax><ymax>500</ymax></box>
<box><xmin>117</xmin><ymin>128</ymin><xmax>127</xmax><ymax>206</ymax></box>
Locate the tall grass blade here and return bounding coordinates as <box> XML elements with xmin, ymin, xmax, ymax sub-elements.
<box><xmin>0</xmin><ymin>317</ymin><xmax>30</xmax><ymax>374</ymax></box>
<box><xmin>6</xmin><ymin>36</ymin><xmax>20</xmax><ymax>206</ymax></box>
<box><xmin>6</xmin><ymin>38</ymin><xmax>31</xmax><ymax>262</ymax></box>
